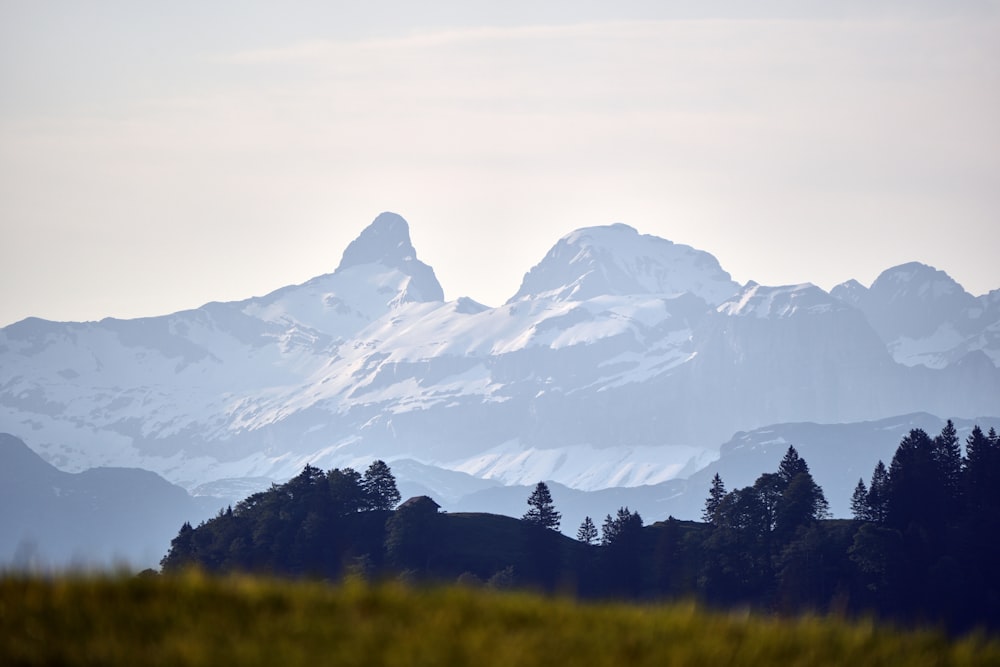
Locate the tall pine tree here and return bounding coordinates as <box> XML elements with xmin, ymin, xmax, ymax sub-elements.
<box><xmin>577</xmin><ymin>516</ymin><xmax>598</xmax><ymax>545</ymax></box>
<box><xmin>933</xmin><ymin>419</ymin><xmax>963</xmax><ymax>515</ymax></box>
<box><xmin>523</xmin><ymin>482</ymin><xmax>561</xmax><ymax>530</ymax></box>
<box><xmin>867</xmin><ymin>460</ymin><xmax>890</xmax><ymax>524</ymax></box>
<box><xmin>702</xmin><ymin>473</ymin><xmax>727</xmax><ymax>524</ymax></box>
<box><xmin>778</xmin><ymin>446</ymin><xmax>809</xmax><ymax>485</ymax></box>
<box><xmin>887</xmin><ymin>428</ymin><xmax>937</xmax><ymax>530</ymax></box>
<box><xmin>851</xmin><ymin>479</ymin><xmax>871</xmax><ymax>521</ymax></box>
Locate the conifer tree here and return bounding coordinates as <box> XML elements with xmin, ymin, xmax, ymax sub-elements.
<box><xmin>778</xmin><ymin>445</ymin><xmax>809</xmax><ymax>485</ymax></box>
<box><xmin>933</xmin><ymin>419</ymin><xmax>963</xmax><ymax>513</ymax></box>
<box><xmin>522</xmin><ymin>481</ymin><xmax>561</xmax><ymax>530</ymax></box>
<box><xmin>600</xmin><ymin>507</ymin><xmax>642</xmax><ymax>547</ymax></box>
<box><xmin>966</xmin><ymin>425</ymin><xmax>1000</xmax><ymax>514</ymax></box>
<box><xmin>577</xmin><ymin>516</ymin><xmax>598</xmax><ymax>545</ymax></box>
<box><xmin>887</xmin><ymin>428</ymin><xmax>937</xmax><ymax>530</ymax></box>
<box><xmin>702</xmin><ymin>473</ymin><xmax>726</xmax><ymax>524</ymax></box>
<box><xmin>774</xmin><ymin>446</ymin><xmax>827</xmax><ymax>532</ymax></box>
<box><xmin>965</xmin><ymin>425</ymin><xmax>989</xmax><ymax>470</ymax></box>
<box><xmin>600</xmin><ymin>513</ymin><xmax>616</xmax><ymax>546</ymax></box>
<box><xmin>867</xmin><ymin>460</ymin><xmax>890</xmax><ymax>524</ymax></box>
<box><xmin>851</xmin><ymin>478</ymin><xmax>871</xmax><ymax>521</ymax></box>
<box><xmin>965</xmin><ymin>425</ymin><xmax>991</xmax><ymax>511</ymax></box>
<box><xmin>362</xmin><ymin>460</ymin><xmax>401</xmax><ymax>511</ymax></box>
<box><xmin>328</xmin><ymin>467</ymin><xmax>366</xmax><ymax>515</ymax></box>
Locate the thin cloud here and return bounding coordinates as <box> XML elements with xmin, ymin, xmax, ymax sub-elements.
<box><xmin>2</xmin><ymin>14</ymin><xmax>998</xmax><ymax>324</ymax></box>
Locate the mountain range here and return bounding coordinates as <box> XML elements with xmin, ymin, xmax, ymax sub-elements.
<box><xmin>1</xmin><ymin>212</ymin><xmax>998</xmax><ymax>562</ymax></box>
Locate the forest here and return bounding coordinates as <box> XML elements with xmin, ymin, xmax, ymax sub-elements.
<box><xmin>161</xmin><ymin>422</ymin><xmax>1000</xmax><ymax>634</ymax></box>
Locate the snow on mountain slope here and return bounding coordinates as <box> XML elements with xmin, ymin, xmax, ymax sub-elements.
<box><xmin>828</xmin><ymin>278</ymin><xmax>867</xmax><ymax>308</ymax></box>
<box><xmin>832</xmin><ymin>262</ymin><xmax>1000</xmax><ymax>369</ymax></box>
<box><xmin>717</xmin><ymin>282</ymin><xmax>842</xmax><ymax>319</ymax></box>
<box><xmin>1</xmin><ymin>213</ymin><xmax>998</xmax><ymax>503</ymax></box>
<box><xmin>0</xmin><ymin>212</ymin><xmax>445</xmax><ymax>476</ymax></box>
<box><xmin>508</xmin><ymin>223</ymin><xmax>739</xmax><ymax>305</ymax></box>
<box><xmin>242</xmin><ymin>211</ymin><xmax>443</xmax><ymax>337</ymax></box>
<box><xmin>441</xmin><ymin>439</ymin><xmax>717</xmax><ymax>489</ymax></box>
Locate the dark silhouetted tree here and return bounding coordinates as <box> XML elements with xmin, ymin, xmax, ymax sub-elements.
<box><xmin>851</xmin><ymin>479</ymin><xmax>871</xmax><ymax>521</ymax></box>
<box><xmin>577</xmin><ymin>516</ymin><xmax>598</xmax><ymax>545</ymax></box>
<box><xmin>161</xmin><ymin>521</ymin><xmax>196</xmax><ymax>571</ymax></box>
<box><xmin>964</xmin><ymin>425</ymin><xmax>998</xmax><ymax>513</ymax></box>
<box><xmin>522</xmin><ymin>481</ymin><xmax>561</xmax><ymax>530</ymax></box>
<box><xmin>600</xmin><ymin>507</ymin><xmax>642</xmax><ymax>547</ymax></box>
<box><xmin>778</xmin><ymin>445</ymin><xmax>809</xmax><ymax>484</ymax></box>
<box><xmin>702</xmin><ymin>487</ymin><xmax>771</xmax><ymax>602</ymax></box>
<box><xmin>521</xmin><ymin>482</ymin><xmax>562</xmax><ymax>590</ymax></box>
<box><xmin>752</xmin><ymin>472</ymin><xmax>784</xmax><ymax>535</ymax></box>
<box><xmin>933</xmin><ymin>419</ymin><xmax>963</xmax><ymax>515</ymax></box>
<box><xmin>600</xmin><ymin>507</ymin><xmax>644</xmax><ymax>596</ymax></box>
<box><xmin>328</xmin><ymin>467</ymin><xmax>366</xmax><ymax>515</ymax></box>
<box><xmin>887</xmin><ymin>428</ymin><xmax>937</xmax><ymax>530</ymax></box>
<box><xmin>775</xmin><ymin>471</ymin><xmax>829</xmax><ymax>541</ymax></box>
<box><xmin>362</xmin><ymin>460</ymin><xmax>401</xmax><ymax>511</ymax></box>
<box><xmin>867</xmin><ymin>460</ymin><xmax>890</xmax><ymax>525</ymax></box>
<box><xmin>702</xmin><ymin>473</ymin><xmax>726</xmax><ymax>524</ymax></box>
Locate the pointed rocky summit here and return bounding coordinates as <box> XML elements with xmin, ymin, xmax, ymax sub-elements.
<box><xmin>335</xmin><ymin>212</ymin><xmax>444</xmax><ymax>302</ymax></box>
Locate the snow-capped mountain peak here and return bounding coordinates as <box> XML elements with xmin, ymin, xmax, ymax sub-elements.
<box><xmin>836</xmin><ymin>262</ymin><xmax>995</xmax><ymax>369</ymax></box>
<box><xmin>338</xmin><ymin>212</ymin><xmax>415</xmax><ymax>271</ymax></box>
<box><xmin>238</xmin><ymin>213</ymin><xmax>444</xmax><ymax>336</ymax></box>
<box><xmin>870</xmin><ymin>262</ymin><xmax>968</xmax><ymax>304</ymax></box>
<box><xmin>830</xmin><ymin>279</ymin><xmax>868</xmax><ymax>308</ymax></box>
<box><xmin>507</xmin><ymin>223</ymin><xmax>738</xmax><ymax>305</ymax></box>
<box><xmin>335</xmin><ymin>211</ymin><xmax>444</xmax><ymax>302</ymax></box>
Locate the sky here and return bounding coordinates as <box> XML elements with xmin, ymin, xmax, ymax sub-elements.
<box><xmin>1</xmin><ymin>1</ymin><xmax>999</xmax><ymax>327</ymax></box>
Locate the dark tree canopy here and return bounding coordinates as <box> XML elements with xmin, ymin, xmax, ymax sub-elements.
<box><xmin>866</xmin><ymin>460</ymin><xmax>890</xmax><ymax>525</ymax></box>
<box><xmin>887</xmin><ymin>428</ymin><xmax>949</xmax><ymax>530</ymax></box>
<box><xmin>851</xmin><ymin>479</ymin><xmax>871</xmax><ymax>521</ymax></box>
<box><xmin>965</xmin><ymin>425</ymin><xmax>1000</xmax><ymax>513</ymax></box>
<box><xmin>933</xmin><ymin>419</ymin><xmax>963</xmax><ymax>512</ymax></box>
<box><xmin>522</xmin><ymin>481</ymin><xmax>561</xmax><ymax>530</ymax></box>
<box><xmin>577</xmin><ymin>516</ymin><xmax>598</xmax><ymax>545</ymax></box>
<box><xmin>328</xmin><ymin>467</ymin><xmax>366</xmax><ymax>515</ymax></box>
<box><xmin>775</xmin><ymin>471</ymin><xmax>829</xmax><ymax>538</ymax></box>
<box><xmin>161</xmin><ymin>461</ymin><xmax>401</xmax><ymax>576</ymax></box>
<box><xmin>363</xmin><ymin>460</ymin><xmax>402</xmax><ymax>511</ymax></box>
<box><xmin>600</xmin><ymin>507</ymin><xmax>642</xmax><ymax>547</ymax></box>
<box><xmin>778</xmin><ymin>446</ymin><xmax>809</xmax><ymax>484</ymax></box>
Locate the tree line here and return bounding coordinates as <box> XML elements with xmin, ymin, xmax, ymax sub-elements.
<box><xmin>161</xmin><ymin>421</ymin><xmax>1000</xmax><ymax>632</ymax></box>
<box><xmin>160</xmin><ymin>460</ymin><xmax>401</xmax><ymax>576</ymax></box>
<box><xmin>846</xmin><ymin>422</ymin><xmax>1000</xmax><ymax>629</ymax></box>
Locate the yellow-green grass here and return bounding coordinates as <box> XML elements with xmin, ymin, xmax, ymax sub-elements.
<box><xmin>1</xmin><ymin>574</ymin><xmax>996</xmax><ymax>666</ymax></box>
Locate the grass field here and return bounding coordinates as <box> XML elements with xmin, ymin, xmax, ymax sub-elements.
<box><xmin>1</xmin><ymin>573</ymin><xmax>997</xmax><ymax>666</ymax></box>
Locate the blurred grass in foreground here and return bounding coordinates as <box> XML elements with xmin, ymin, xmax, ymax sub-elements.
<box><xmin>1</xmin><ymin>574</ymin><xmax>997</xmax><ymax>666</ymax></box>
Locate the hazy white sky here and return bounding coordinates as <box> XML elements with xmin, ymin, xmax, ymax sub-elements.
<box><xmin>2</xmin><ymin>1</ymin><xmax>999</xmax><ymax>326</ymax></box>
